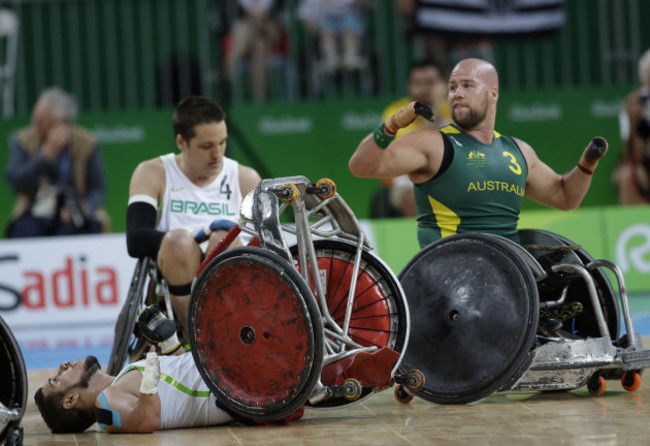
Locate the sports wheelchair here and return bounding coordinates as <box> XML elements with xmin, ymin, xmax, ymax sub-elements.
<box><xmin>395</xmin><ymin>230</ymin><xmax>650</xmax><ymax>405</ymax></box>
<box><xmin>107</xmin><ymin>257</ymin><xmax>176</xmax><ymax>376</ymax></box>
<box><xmin>0</xmin><ymin>315</ymin><xmax>26</xmax><ymax>446</ymax></box>
<box><xmin>187</xmin><ymin>176</ymin><xmax>418</xmax><ymax>421</ymax></box>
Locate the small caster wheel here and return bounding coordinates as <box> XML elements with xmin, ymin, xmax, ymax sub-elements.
<box><xmin>587</xmin><ymin>374</ymin><xmax>606</xmax><ymax>396</ymax></box>
<box><xmin>343</xmin><ymin>378</ymin><xmax>363</xmax><ymax>401</ymax></box>
<box><xmin>404</xmin><ymin>369</ymin><xmax>425</xmax><ymax>392</ymax></box>
<box><xmin>277</xmin><ymin>184</ymin><xmax>298</xmax><ymax>204</ymax></box>
<box><xmin>394</xmin><ymin>384</ymin><xmax>413</xmax><ymax>404</ymax></box>
<box><xmin>316</xmin><ymin>178</ymin><xmax>336</xmax><ymax>199</ymax></box>
<box><xmin>622</xmin><ymin>371</ymin><xmax>641</xmax><ymax>392</ymax></box>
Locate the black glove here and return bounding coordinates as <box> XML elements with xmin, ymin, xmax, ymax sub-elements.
<box><xmin>584</xmin><ymin>137</ymin><xmax>608</xmax><ymax>162</ymax></box>
<box><xmin>414</xmin><ymin>101</ymin><xmax>435</xmax><ymax>122</ymax></box>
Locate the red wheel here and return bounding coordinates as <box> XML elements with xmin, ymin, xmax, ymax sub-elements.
<box><xmin>291</xmin><ymin>240</ymin><xmax>408</xmax><ymax>409</ymax></box>
<box><xmin>394</xmin><ymin>385</ymin><xmax>413</xmax><ymax>404</ymax></box>
<box><xmin>587</xmin><ymin>375</ymin><xmax>606</xmax><ymax>396</ymax></box>
<box><xmin>293</xmin><ymin>240</ymin><xmax>407</xmax><ymax>353</ymax></box>
<box><xmin>622</xmin><ymin>371</ymin><xmax>641</xmax><ymax>392</ymax></box>
<box><xmin>189</xmin><ymin>247</ymin><xmax>324</xmax><ymax>421</ymax></box>
<box><xmin>316</xmin><ymin>178</ymin><xmax>336</xmax><ymax>199</ymax></box>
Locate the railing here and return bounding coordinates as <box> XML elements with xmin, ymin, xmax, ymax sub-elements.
<box><xmin>0</xmin><ymin>0</ymin><xmax>648</xmax><ymax>117</ymax></box>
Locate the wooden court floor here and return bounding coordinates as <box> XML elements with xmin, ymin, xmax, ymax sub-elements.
<box><xmin>19</xmin><ymin>348</ymin><xmax>650</xmax><ymax>446</ymax></box>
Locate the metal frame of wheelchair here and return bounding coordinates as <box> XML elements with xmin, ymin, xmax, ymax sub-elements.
<box><xmin>188</xmin><ymin>176</ymin><xmax>415</xmax><ymax>421</ymax></box>
<box><xmin>396</xmin><ymin>230</ymin><xmax>650</xmax><ymax>405</ymax></box>
<box><xmin>107</xmin><ymin>257</ymin><xmax>175</xmax><ymax>376</ymax></box>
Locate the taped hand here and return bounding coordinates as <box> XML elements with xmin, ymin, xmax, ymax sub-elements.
<box><xmin>139</xmin><ymin>351</ymin><xmax>160</xmax><ymax>395</ymax></box>
<box><xmin>385</xmin><ymin>101</ymin><xmax>435</xmax><ymax>134</ymax></box>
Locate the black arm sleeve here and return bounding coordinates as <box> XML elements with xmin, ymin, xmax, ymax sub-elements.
<box><xmin>126</xmin><ymin>201</ymin><xmax>165</xmax><ymax>258</ymax></box>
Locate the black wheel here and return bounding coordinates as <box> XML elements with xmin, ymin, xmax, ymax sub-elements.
<box><xmin>0</xmin><ymin>315</ymin><xmax>27</xmax><ymax>444</ymax></box>
<box><xmin>587</xmin><ymin>374</ymin><xmax>606</xmax><ymax>396</ymax></box>
<box><xmin>398</xmin><ymin>233</ymin><xmax>539</xmax><ymax>405</ymax></box>
<box><xmin>107</xmin><ymin>257</ymin><xmax>153</xmax><ymax>376</ymax></box>
<box><xmin>290</xmin><ymin>240</ymin><xmax>409</xmax><ymax>408</ymax></box>
<box><xmin>394</xmin><ymin>384</ymin><xmax>414</xmax><ymax>404</ymax></box>
<box><xmin>189</xmin><ymin>246</ymin><xmax>324</xmax><ymax>421</ymax></box>
<box><xmin>519</xmin><ymin>229</ymin><xmax>620</xmax><ymax>339</ymax></box>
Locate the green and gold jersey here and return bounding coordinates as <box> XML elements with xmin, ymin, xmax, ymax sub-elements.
<box><xmin>414</xmin><ymin>124</ymin><xmax>527</xmax><ymax>247</ymax></box>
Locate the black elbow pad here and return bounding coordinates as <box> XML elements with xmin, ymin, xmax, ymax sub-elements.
<box><xmin>126</xmin><ymin>202</ymin><xmax>165</xmax><ymax>258</ymax></box>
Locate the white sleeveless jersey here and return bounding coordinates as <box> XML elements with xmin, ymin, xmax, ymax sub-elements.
<box><xmin>115</xmin><ymin>353</ymin><xmax>232</xmax><ymax>429</ymax></box>
<box><xmin>156</xmin><ymin>153</ymin><xmax>242</xmax><ymax>234</ymax></box>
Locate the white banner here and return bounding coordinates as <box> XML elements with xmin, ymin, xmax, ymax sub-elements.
<box><xmin>0</xmin><ymin>233</ymin><xmax>136</xmax><ymax>349</ymax></box>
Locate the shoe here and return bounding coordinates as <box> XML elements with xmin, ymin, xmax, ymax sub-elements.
<box><xmin>538</xmin><ymin>301</ymin><xmax>584</xmax><ymax>332</ymax></box>
<box><xmin>138</xmin><ymin>304</ymin><xmax>181</xmax><ymax>355</ymax></box>
<box><xmin>538</xmin><ymin>309</ymin><xmax>563</xmax><ymax>331</ymax></box>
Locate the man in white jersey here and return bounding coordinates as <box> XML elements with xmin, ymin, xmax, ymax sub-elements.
<box><xmin>34</xmin><ymin>350</ymin><xmax>233</xmax><ymax>433</ymax></box>
<box><xmin>126</xmin><ymin>96</ymin><xmax>262</xmax><ymax>342</ymax></box>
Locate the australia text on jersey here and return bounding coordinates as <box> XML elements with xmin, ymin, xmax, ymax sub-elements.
<box><xmin>466</xmin><ymin>180</ymin><xmax>525</xmax><ymax>196</ymax></box>
<box><xmin>169</xmin><ymin>200</ymin><xmax>237</xmax><ymax>216</ymax></box>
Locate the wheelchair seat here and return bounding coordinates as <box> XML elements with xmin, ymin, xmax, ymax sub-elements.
<box><xmin>519</xmin><ymin>229</ymin><xmax>620</xmax><ymax>340</ymax></box>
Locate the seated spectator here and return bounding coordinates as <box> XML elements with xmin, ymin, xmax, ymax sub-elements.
<box><xmin>225</xmin><ymin>0</ymin><xmax>281</xmax><ymax>103</ymax></box>
<box><xmin>299</xmin><ymin>0</ymin><xmax>369</xmax><ymax>73</ymax></box>
<box><xmin>5</xmin><ymin>87</ymin><xmax>109</xmax><ymax>237</ymax></box>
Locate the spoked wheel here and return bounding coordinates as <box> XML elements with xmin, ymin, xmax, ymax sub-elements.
<box><xmin>290</xmin><ymin>240</ymin><xmax>409</xmax><ymax>408</ymax></box>
<box><xmin>0</xmin><ymin>315</ymin><xmax>27</xmax><ymax>445</ymax></box>
<box><xmin>190</xmin><ymin>247</ymin><xmax>324</xmax><ymax>421</ymax></box>
<box><xmin>519</xmin><ymin>229</ymin><xmax>620</xmax><ymax>340</ymax></box>
<box><xmin>398</xmin><ymin>233</ymin><xmax>539</xmax><ymax>405</ymax></box>
<box><xmin>107</xmin><ymin>257</ymin><xmax>154</xmax><ymax>376</ymax></box>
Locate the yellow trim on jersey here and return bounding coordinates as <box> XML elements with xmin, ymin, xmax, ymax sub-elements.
<box><xmin>428</xmin><ymin>196</ymin><xmax>461</xmax><ymax>238</ymax></box>
<box><xmin>440</xmin><ymin>124</ymin><xmax>503</xmax><ymax>139</ymax></box>
<box><xmin>440</xmin><ymin>125</ymin><xmax>460</xmax><ymax>134</ymax></box>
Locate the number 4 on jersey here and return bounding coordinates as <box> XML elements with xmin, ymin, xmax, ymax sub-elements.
<box><xmin>220</xmin><ymin>177</ymin><xmax>232</xmax><ymax>200</ymax></box>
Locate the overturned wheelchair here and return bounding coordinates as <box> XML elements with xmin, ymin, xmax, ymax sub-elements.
<box><xmin>0</xmin><ymin>315</ymin><xmax>26</xmax><ymax>446</ymax></box>
<box><xmin>187</xmin><ymin>176</ymin><xmax>419</xmax><ymax>421</ymax></box>
<box><xmin>395</xmin><ymin>230</ymin><xmax>650</xmax><ymax>405</ymax></box>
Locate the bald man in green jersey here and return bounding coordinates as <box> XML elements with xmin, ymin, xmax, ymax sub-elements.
<box><xmin>350</xmin><ymin>58</ymin><xmax>608</xmax><ymax>248</ymax></box>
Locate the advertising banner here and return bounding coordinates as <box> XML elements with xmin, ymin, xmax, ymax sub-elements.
<box><xmin>0</xmin><ymin>234</ymin><xmax>135</xmax><ymax>351</ymax></box>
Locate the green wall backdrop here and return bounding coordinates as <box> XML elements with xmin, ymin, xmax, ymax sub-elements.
<box><xmin>0</xmin><ymin>85</ymin><xmax>630</xmax><ymax>235</ymax></box>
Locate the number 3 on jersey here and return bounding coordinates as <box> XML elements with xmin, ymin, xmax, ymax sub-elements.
<box><xmin>502</xmin><ymin>151</ymin><xmax>522</xmax><ymax>175</ymax></box>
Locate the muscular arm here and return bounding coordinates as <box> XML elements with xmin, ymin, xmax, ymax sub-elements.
<box><xmin>349</xmin><ymin>129</ymin><xmax>444</xmax><ymax>183</ymax></box>
<box><xmin>100</xmin><ymin>372</ymin><xmax>161</xmax><ymax>433</ymax></box>
<box><xmin>520</xmin><ymin>137</ymin><xmax>607</xmax><ymax>211</ymax></box>
<box><xmin>349</xmin><ymin>101</ymin><xmax>442</xmax><ymax>182</ymax></box>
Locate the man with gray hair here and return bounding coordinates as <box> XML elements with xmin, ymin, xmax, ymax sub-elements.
<box><xmin>5</xmin><ymin>87</ymin><xmax>109</xmax><ymax>237</ymax></box>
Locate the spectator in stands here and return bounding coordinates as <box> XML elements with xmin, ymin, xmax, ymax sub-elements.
<box><xmin>5</xmin><ymin>87</ymin><xmax>109</xmax><ymax>238</ymax></box>
<box><xmin>371</xmin><ymin>60</ymin><xmax>449</xmax><ymax>218</ymax></box>
<box><xmin>299</xmin><ymin>0</ymin><xmax>368</xmax><ymax>73</ymax></box>
<box><xmin>613</xmin><ymin>48</ymin><xmax>650</xmax><ymax>204</ymax></box>
<box><xmin>226</xmin><ymin>0</ymin><xmax>280</xmax><ymax>103</ymax></box>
